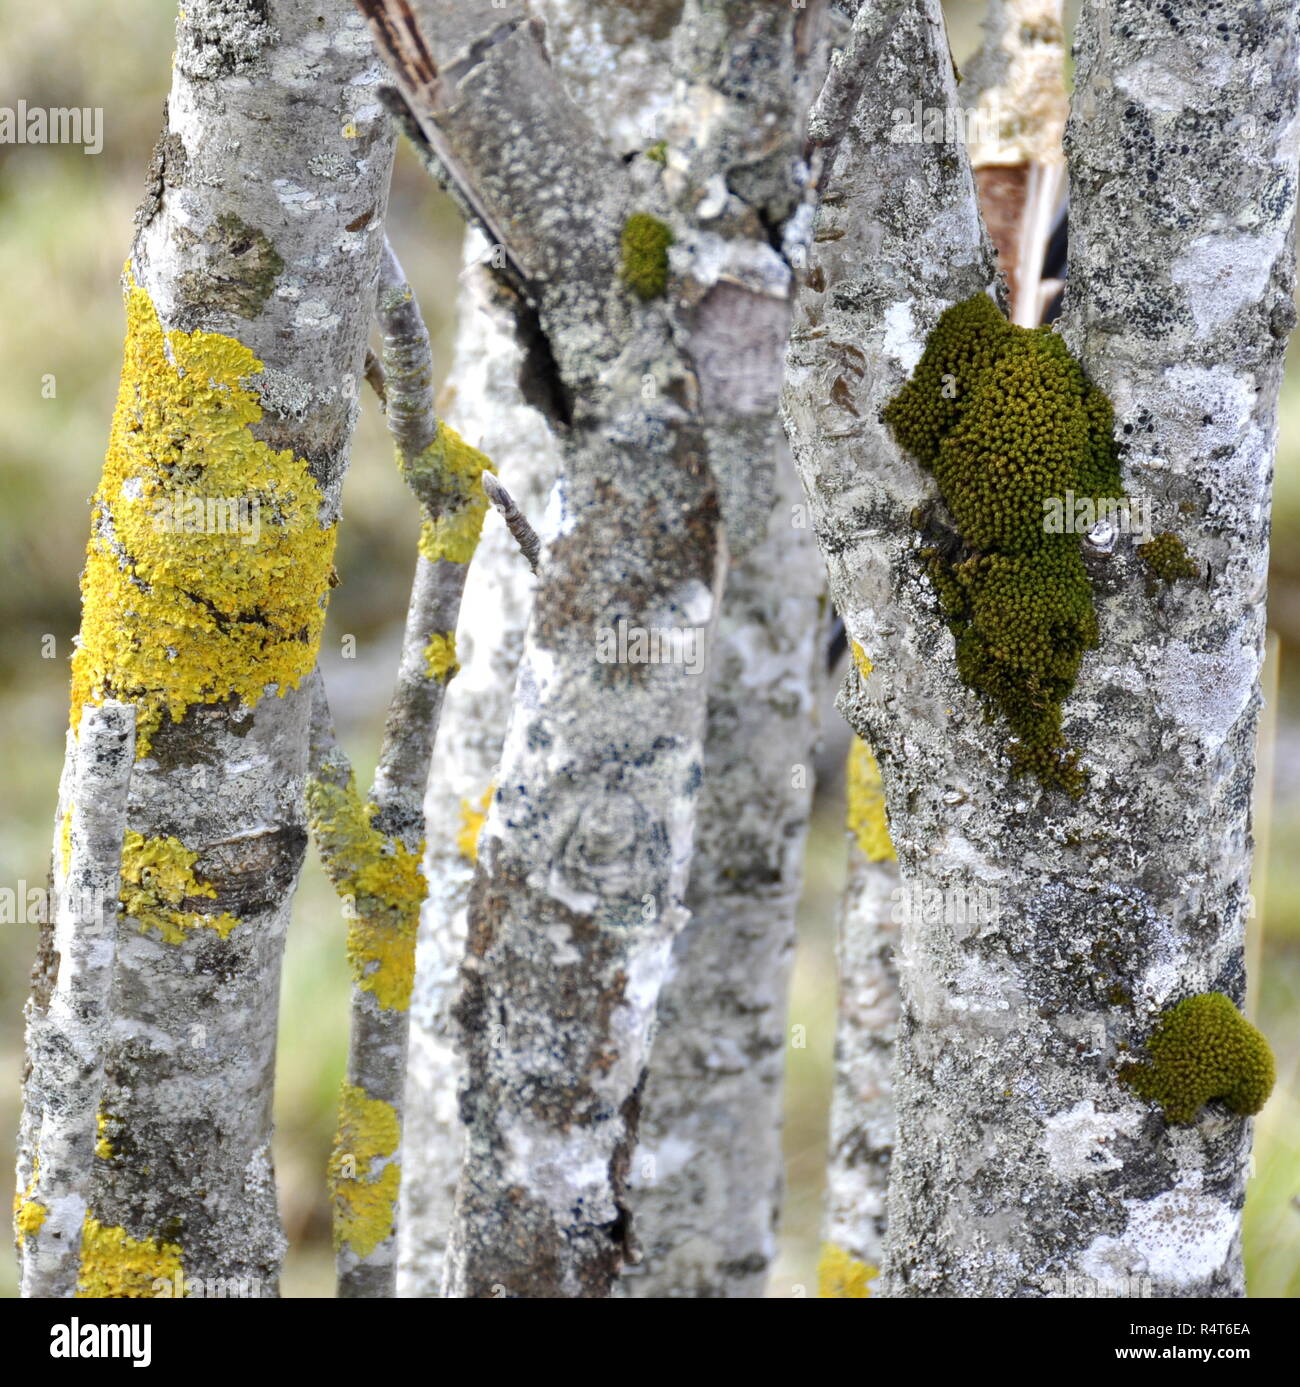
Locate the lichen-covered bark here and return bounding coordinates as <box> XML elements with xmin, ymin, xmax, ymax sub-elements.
<box><xmin>397</xmin><ymin>235</ymin><xmax>562</xmax><ymax>1297</ymax></box>
<box><xmin>310</xmin><ymin>247</ymin><xmax>489</xmax><ymax>1297</ymax></box>
<box><xmin>783</xmin><ymin>0</ymin><xmax>1298</xmax><ymax>1297</ymax></box>
<box><xmin>611</xmin><ymin>1</ymin><xmax>832</xmax><ymax>1297</ymax></box>
<box><xmin>375</xmin><ymin>0</ymin><xmax>830</xmax><ymax>1297</ymax></box>
<box><xmin>17</xmin><ymin>0</ymin><xmax>395</xmax><ymax>1296</ymax></box>
<box><xmin>619</xmin><ymin>446</ymin><xmax>824</xmax><ymax>1298</ymax></box>
<box><xmin>18</xmin><ymin>705</ymin><xmax>135</xmax><ymax>1297</ymax></box>
<box><xmin>361</xmin><ymin>0</ymin><xmax>728</xmax><ymax>1298</ymax></box>
<box><xmin>821</xmin><ymin>736</ymin><xmax>900</xmax><ymax>1280</ymax></box>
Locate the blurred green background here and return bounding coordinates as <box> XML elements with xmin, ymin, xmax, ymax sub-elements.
<box><xmin>0</xmin><ymin>1</ymin><xmax>1295</xmax><ymax>1298</ymax></box>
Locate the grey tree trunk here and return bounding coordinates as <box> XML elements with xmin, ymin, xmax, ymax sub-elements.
<box><xmin>819</xmin><ymin>734</ymin><xmax>900</xmax><ymax>1290</ymax></box>
<box><xmin>17</xmin><ymin>0</ymin><xmax>395</xmax><ymax>1297</ymax></box>
<box><xmin>382</xmin><ymin>0</ymin><xmax>832</xmax><ymax>1298</ymax></box>
<box><xmin>783</xmin><ymin>0</ymin><xmax>1298</xmax><ymax>1298</ymax></box>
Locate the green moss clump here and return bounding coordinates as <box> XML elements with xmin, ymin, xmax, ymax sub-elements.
<box><xmin>620</xmin><ymin>212</ymin><xmax>674</xmax><ymax>300</ymax></box>
<box><xmin>1138</xmin><ymin>530</ymin><xmax>1199</xmax><ymax>582</ymax></box>
<box><xmin>644</xmin><ymin>140</ymin><xmax>668</xmax><ymax>165</ymax></box>
<box><xmin>882</xmin><ymin>295</ymin><xmax>1125</xmax><ymax>797</ymax></box>
<box><xmin>1119</xmin><ymin>992</ymin><xmax>1275</xmax><ymax>1125</ymax></box>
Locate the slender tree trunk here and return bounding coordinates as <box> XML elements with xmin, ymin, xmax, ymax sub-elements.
<box><xmin>397</xmin><ymin>235</ymin><xmax>563</xmax><ymax>1297</ymax></box>
<box><xmin>369</xmin><ymin>0</ymin><xmax>829</xmax><ymax>1297</ymax></box>
<box><xmin>783</xmin><ymin>0</ymin><xmax>1298</xmax><ymax>1297</ymax></box>
<box><xmin>17</xmin><ymin>0</ymin><xmax>394</xmax><ymax>1296</ymax></box>
<box><xmin>620</xmin><ymin>445</ymin><xmax>825</xmax><ymax>1298</ymax></box>
<box><xmin>819</xmin><ymin>734</ymin><xmax>900</xmax><ymax>1291</ymax></box>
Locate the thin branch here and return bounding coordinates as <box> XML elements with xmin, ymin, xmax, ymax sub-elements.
<box><xmin>310</xmin><ymin>242</ymin><xmax>494</xmax><ymax>1297</ymax></box>
<box><xmin>481</xmin><ymin>471</ymin><xmax>540</xmax><ymax>574</ymax></box>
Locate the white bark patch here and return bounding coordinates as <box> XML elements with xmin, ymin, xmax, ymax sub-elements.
<box><xmin>1080</xmin><ymin>1185</ymin><xmax>1239</xmax><ymax>1290</ymax></box>
<box><xmin>882</xmin><ymin>300</ymin><xmax>925</xmax><ymax>375</ymax></box>
<box><xmin>1157</xmin><ymin>639</ymin><xmax>1256</xmax><ymax>753</ymax></box>
<box><xmin>1171</xmin><ymin>232</ymin><xmax>1283</xmax><ymax>335</ymax></box>
<box><xmin>1043</xmin><ymin>1100</ymin><xmax>1143</xmax><ymax>1179</ymax></box>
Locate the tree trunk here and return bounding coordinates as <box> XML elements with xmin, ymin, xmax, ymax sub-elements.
<box><xmin>17</xmin><ymin>0</ymin><xmax>395</xmax><ymax>1297</ymax></box>
<box><xmin>783</xmin><ymin>0</ymin><xmax>1297</xmax><ymax>1297</ymax></box>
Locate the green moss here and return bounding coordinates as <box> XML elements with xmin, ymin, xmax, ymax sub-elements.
<box><xmin>644</xmin><ymin>140</ymin><xmax>668</xmax><ymax>165</ymax></box>
<box><xmin>882</xmin><ymin>295</ymin><xmax>1125</xmax><ymax>797</ymax></box>
<box><xmin>620</xmin><ymin>212</ymin><xmax>674</xmax><ymax>301</ymax></box>
<box><xmin>1119</xmin><ymin>992</ymin><xmax>1275</xmax><ymax>1125</ymax></box>
<box><xmin>1138</xmin><ymin>530</ymin><xmax>1199</xmax><ymax>582</ymax></box>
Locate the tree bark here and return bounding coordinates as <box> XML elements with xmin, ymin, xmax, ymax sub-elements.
<box><xmin>18</xmin><ymin>0</ymin><xmax>395</xmax><ymax>1297</ymax></box>
<box><xmin>819</xmin><ymin>735</ymin><xmax>900</xmax><ymax>1288</ymax></box>
<box><xmin>784</xmin><ymin>0</ymin><xmax>1298</xmax><ymax>1297</ymax></box>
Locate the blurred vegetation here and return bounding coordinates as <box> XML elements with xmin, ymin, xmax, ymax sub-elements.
<box><xmin>0</xmin><ymin>0</ymin><xmax>1295</xmax><ymax>1299</ymax></box>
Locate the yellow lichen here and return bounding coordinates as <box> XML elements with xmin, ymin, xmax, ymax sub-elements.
<box><xmin>306</xmin><ymin>775</ymin><xmax>425</xmax><ymax>1012</ymax></box>
<box><xmin>13</xmin><ymin>1159</ymin><xmax>47</xmax><ymax>1244</ymax></box>
<box><xmin>412</xmin><ymin>422</ymin><xmax>495</xmax><ymax>566</ymax></box>
<box><xmin>77</xmin><ymin>1214</ymin><xmax>183</xmax><ymax>1298</ymax></box>
<box><xmin>846</xmin><ymin>737</ymin><xmax>895</xmax><ymax>863</ymax></box>
<box><xmin>59</xmin><ymin>804</ymin><xmax>73</xmax><ymax>877</ymax></box>
<box><xmin>423</xmin><ymin>630</ymin><xmax>459</xmax><ymax>681</ymax></box>
<box><xmin>328</xmin><ymin>1083</ymin><xmax>401</xmax><ymax>1259</ymax></box>
<box><xmin>119</xmin><ymin>831</ymin><xmax>240</xmax><ymax>944</ymax></box>
<box><xmin>817</xmin><ymin>1243</ymin><xmax>878</xmax><ymax>1298</ymax></box>
<box><xmin>95</xmin><ymin>1111</ymin><xmax>115</xmax><ymax>1161</ymax></box>
<box><xmin>456</xmin><ymin>785</ymin><xmax>494</xmax><ymax>864</ymax></box>
<box><xmin>850</xmin><ymin>640</ymin><xmax>873</xmax><ymax>683</ymax></box>
<box><xmin>69</xmin><ymin>272</ymin><xmax>336</xmax><ymax>757</ymax></box>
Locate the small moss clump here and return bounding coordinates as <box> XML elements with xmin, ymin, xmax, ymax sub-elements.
<box><xmin>1138</xmin><ymin>530</ymin><xmax>1199</xmax><ymax>582</ymax></box>
<box><xmin>620</xmin><ymin>212</ymin><xmax>674</xmax><ymax>301</ymax></box>
<box><xmin>882</xmin><ymin>295</ymin><xmax>1126</xmax><ymax>797</ymax></box>
<box><xmin>1119</xmin><ymin>992</ymin><xmax>1275</xmax><ymax>1125</ymax></box>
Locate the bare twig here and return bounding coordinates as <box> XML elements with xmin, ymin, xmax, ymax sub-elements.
<box><xmin>481</xmin><ymin>471</ymin><xmax>540</xmax><ymax>574</ymax></box>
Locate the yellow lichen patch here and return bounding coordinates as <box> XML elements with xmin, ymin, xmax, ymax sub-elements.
<box><xmin>14</xmin><ymin>1160</ymin><xmax>47</xmax><ymax>1244</ymax></box>
<box><xmin>846</xmin><ymin>737</ymin><xmax>895</xmax><ymax>863</ymax></box>
<box><xmin>69</xmin><ymin>272</ymin><xmax>336</xmax><ymax>757</ymax></box>
<box><xmin>328</xmin><ymin>1083</ymin><xmax>401</xmax><ymax>1259</ymax></box>
<box><xmin>423</xmin><ymin>630</ymin><xmax>459</xmax><ymax>681</ymax></box>
<box><xmin>456</xmin><ymin>785</ymin><xmax>494</xmax><ymax>864</ymax></box>
<box><xmin>817</xmin><ymin>1243</ymin><xmax>878</xmax><ymax>1299</ymax></box>
<box><xmin>95</xmin><ymin>1111</ymin><xmax>116</xmax><ymax>1161</ymax></box>
<box><xmin>850</xmin><ymin>640</ymin><xmax>873</xmax><ymax>682</ymax></box>
<box><xmin>412</xmin><ymin>422</ymin><xmax>496</xmax><ymax>566</ymax></box>
<box><xmin>77</xmin><ymin>1214</ymin><xmax>183</xmax><ymax>1298</ymax></box>
<box><xmin>119</xmin><ymin>831</ymin><xmax>240</xmax><ymax>944</ymax></box>
<box><xmin>307</xmin><ymin>775</ymin><xmax>425</xmax><ymax>1012</ymax></box>
<box><xmin>59</xmin><ymin>804</ymin><xmax>73</xmax><ymax>877</ymax></box>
